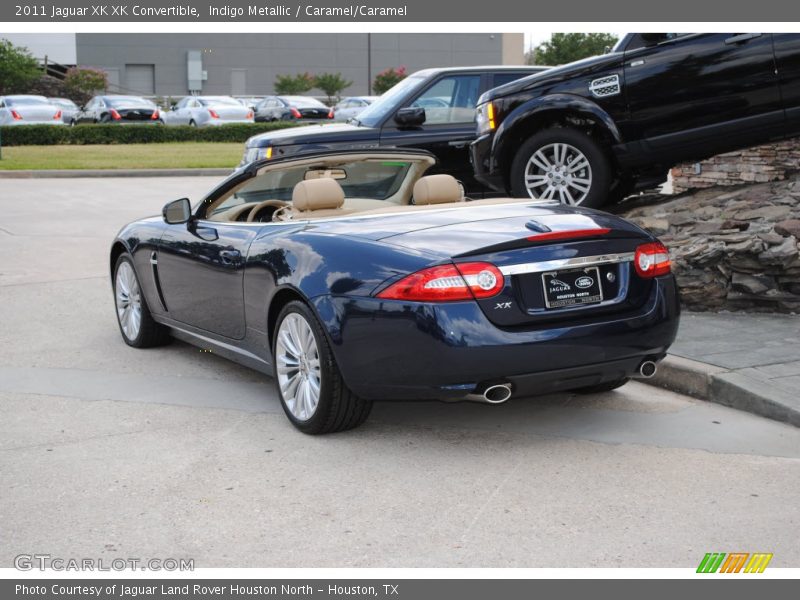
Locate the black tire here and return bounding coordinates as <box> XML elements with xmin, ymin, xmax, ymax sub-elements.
<box><xmin>272</xmin><ymin>300</ymin><xmax>372</xmax><ymax>434</ymax></box>
<box><xmin>573</xmin><ymin>378</ymin><xmax>630</xmax><ymax>394</ymax></box>
<box><xmin>112</xmin><ymin>254</ymin><xmax>171</xmax><ymax>348</ymax></box>
<box><xmin>509</xmin><ymin>127</ymin><xmax>612</xmax><ymax>208</ymax></box>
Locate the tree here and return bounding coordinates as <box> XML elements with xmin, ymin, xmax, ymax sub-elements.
<box><xmin>63</xmin><ymin>67</ymin><xmax>108</xmax><ymax>105</ymax></box>
<box><xmin>274</xmin><ymin>72</ymin><xmax>315</xmax><ymax>95</ymax></box>
<box><xmin>0</xmin><ymin>39</ymin><xmax>42</xmax><ymax>94</ymax></box>
<box><xmin>529</xmin><ymin>33</ymin><xmax>619</xmax><ymax>66</ymax></box>
<box><xmin>313</xmin><ymin>72</ymin><xmax>353</xmax><ymax>105</ymax></box>
<box><xmin>372</xmin><ymin>66</ymin><xmax>407</xmax><ymax>95</ymax></box>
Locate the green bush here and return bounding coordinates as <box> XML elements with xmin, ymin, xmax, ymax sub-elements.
<box><xmin>0</xmin><ymin>122</ymin><xmax>298</xmax><ymax>146</ymax></box>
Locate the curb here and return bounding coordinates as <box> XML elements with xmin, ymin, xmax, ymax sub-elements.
<box><xmin>644</xmin><ymin>355</ymin><xmax>800</xmax><ymax>427</ymax></box>
<box><xmin>0</xmin><ymin>168</ymin><xmax>234</xmax><ymax>179</ymax></box>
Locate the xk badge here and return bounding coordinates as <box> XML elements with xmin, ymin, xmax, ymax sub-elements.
<box><xmin>495</xmin><ymin>302</ymin><xmax>512</xmax><ymax>310</ymax></box>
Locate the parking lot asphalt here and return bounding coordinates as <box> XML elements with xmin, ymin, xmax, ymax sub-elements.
<box><xmin>1</xmin><ymin>177</ymin><xmax>799</xmax><ymax>568</ymax></box>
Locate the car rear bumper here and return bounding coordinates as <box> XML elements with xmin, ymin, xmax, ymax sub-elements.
<box><xmin>200</xmin><ymin>119</ymin><xmax>254</xmax><ymax>127</ymax></box>
<box><xmin>470</xmin><ymin>132</ymin><xmax>506</xmax><ymax>192</ymax></box>
<box><xmin>313</xmin><ymin>275</ymin><xmax>680</xmax><ymax>401</ymax></box>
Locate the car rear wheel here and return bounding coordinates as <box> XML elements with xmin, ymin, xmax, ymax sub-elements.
<box><xmin>510</xmin><ymin>127</ymin><xmax>612</xmax><ymax>208</ymax></box>
<box><xmin>113</xmin><ymin>254</ymin><xmax>171</xmax><ymax>348</ymax></box>
<box><xmin>189</xmin><ymin>120</ymin><xmax>197</xmax><ymax>127</ymax></box>
<box><xmin>273</xmin><ymin>301</ymin><xmax>372</xmax><ymax>434</ymax></box>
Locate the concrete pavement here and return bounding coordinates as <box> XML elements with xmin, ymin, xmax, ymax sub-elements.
<box><xmin>1</xmin><ymin>176</ymin><xmax>799</xmax><ymax>568</ymax></box>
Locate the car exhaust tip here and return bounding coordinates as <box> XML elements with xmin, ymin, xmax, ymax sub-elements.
<box><xmin>637</xmin><ymin>360</ymin><xmax>657</xmax><ymax>379</ymax></box>
<box><xmin>483</xmin><ymin>384</ymin><xmax>513</xmax><ymax>404</ymax></box>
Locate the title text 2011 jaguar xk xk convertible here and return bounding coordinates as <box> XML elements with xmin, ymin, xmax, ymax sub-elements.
<box><xmin>110</xmin><ymin>149</ymin><xmax>680</xmax><ymax>434</ymax></box>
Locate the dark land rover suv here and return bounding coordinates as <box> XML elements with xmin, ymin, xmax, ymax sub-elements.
<box><xmin>242</xmin><ymin>65</ymin><xmax>546</xmax><ymax>193</ymax></box>
<box><xmin>471</xmin><ymin>33</ymin><xmax>800</xmax><ymax>207</ymax></box>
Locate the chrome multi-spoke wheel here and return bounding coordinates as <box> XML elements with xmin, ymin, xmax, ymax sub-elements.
<box><xmin>272</xmin><ymin>301</ymin><xmax>372</xmax><ymax>434</ymax></box>
<box><xmin>115</xmin><ymin>261</ymin><xmax>142</xmax><ymax>341</ymax></box>
<box><xmin>523</xmin><ymin>142</ymin><xmax>592</xmax><ymax>205</ymax></box>
<box><xmin>275</xmin><ymin>312</ymin><xmax>322</xmax><ymax>421</ymax></box>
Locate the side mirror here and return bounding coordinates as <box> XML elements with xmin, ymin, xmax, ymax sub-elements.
<box><xmin>170</xmin><ymin>104</ymin><xmax>177</xmax><ymax>110</ymax></box>
<box><xmin>640</xmin><ymin>33</ymin><xmax>670</xmax><ymax>45</ymax></box>
<box><xmin>163</xmin><ymin>198</ymin><xmax>192</xmax><ymax>224</ymax></box>
<box><xmin>394</xmin><ymin>107</ymin><xmax>426</xmax><ymax>127</ymax></box>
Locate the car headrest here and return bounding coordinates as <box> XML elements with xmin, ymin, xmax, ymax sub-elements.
<box><xmin>292</xmin><ymin>178</ymin><xmax>345</xmax><ymax>211</ymax></box>
<box><xmin>413</xmin><ymin>174</ymin><xmax>463</xmax><ymax>205</ymax></box>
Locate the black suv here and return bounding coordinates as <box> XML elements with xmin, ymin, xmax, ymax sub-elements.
<box><xmin>242</xmin><ymin>66</ymin><xmax>546</xmax><ymax>193</ymax></box>
<box><xmin>471</xmin><ymin>33</ymin><xmax>800</xmax><ymax>207</ymax></box>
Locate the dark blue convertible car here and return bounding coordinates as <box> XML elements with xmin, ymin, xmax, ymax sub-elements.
<box><xmin>110</xmin><ymin>149</ymin><xmax>680</xmax><ymax>434</ymax></box>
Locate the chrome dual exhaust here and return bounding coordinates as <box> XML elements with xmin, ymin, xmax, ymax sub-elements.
<box><xmin>465</xmin><ymin>383</ymin><xmax>513</xmax><ymax>404</ymax></box>
<box><xmin>635</xmin><ymin>360</ymin><xmax>658</xmax><ymax>379</ymax></box>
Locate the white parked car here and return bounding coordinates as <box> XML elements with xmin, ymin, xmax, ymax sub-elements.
<box><xmin>0</xmin><ymin>95</ymin><xmax>65</xmax><ymax>126</ymax></box>
<box><xmin>332</xmin><ymin>96</ymin><xmax>379</xmax><ymax>122</ymax></box>
<box><xmin>48</xmin><ymin>97</ymin><xmax>80</xmax><ymax>124</ymax></box>
<box><xmin>163</xmin><ymin>96</ymin><xmax>254</xmax><ymax>127</ymax></box>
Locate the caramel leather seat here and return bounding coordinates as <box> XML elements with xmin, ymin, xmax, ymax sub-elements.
<box><xmin>412</xmin><ymin>174</ymin><xmax>464</xmax><ymax>205</ymax></box>
<box><xmin>282</xmin><ymin>177</ymin><xmax>356</xmax><ymax>220</ymax></box>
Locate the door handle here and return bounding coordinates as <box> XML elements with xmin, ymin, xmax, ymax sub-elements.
<box><xmin>219</xmin><ymin>249</ymin><xmax>241</xmax><ymax>265</ymax></box>
<box><xmin>448</xmin><ymin>140</ymin><xmax>469</xmax><ymax>148</ymax></box>
<box><xmin>725</xmin><ymin>33</ymin><xmax>762</xmax><ymax>45</ymax></box>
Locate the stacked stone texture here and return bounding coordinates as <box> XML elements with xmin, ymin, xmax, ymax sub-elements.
<box><xmin>671</xmin><ymin>139</ymin><xmax>800</xmax><ymax>192</ymax></box>
<box><xmin>622</xmin><ymin>177</ymin><xmax>800</xmax><ymax>313</ymax></box>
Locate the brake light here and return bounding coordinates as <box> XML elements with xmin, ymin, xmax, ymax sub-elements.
<box><xmin>246</xmin><ymin>110</ymin><xmax>254</xmax><ymax>119</ymax></box>
<box><xmin>526</xmin><ymin>228</ymin><xmax>610</xmax><ymax>242</ymax></box>
<box><xmin>53</xmin><ymin>110</ymin><xmax>62</xmax><ymax>120</ymax></box>
<box><xmin>376</xmin><ymin>262</ymin><xmax>504</xmax><ymax>302</ymax></box>
<box><xmin>290</xmin><ymin>107</ymin><xmax>302</xmax><ymax>119</ymax></box>
<box><xmin>327</xmin><ymin>108</ymin><xmax>334</xmax><ymax>119</ymax></box>
<box><xmin>634</xmin><ymin>242</ymin><xmax>671</xmax><ymax>278</ymax></box>
<box><xmin>11</xmin><ymin>110</ymin><xmax>22</xmax><ymax>120</ymax></box>
<box><xmin>151</xmin><ymin>109</ymin><xmax>160</xmax><ymax>120</ymax></box>
<box><xmin>110</xmin><ymin>109</ymin><xmax>122</xmax><ymax>120</ymax></box>
<box><xmin>208</xmin><ymin>109</ymin><xmax>220</xmax><ymax>119</ymax></box>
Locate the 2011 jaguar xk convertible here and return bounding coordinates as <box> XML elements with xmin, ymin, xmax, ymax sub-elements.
<box><xmin>110</xmin><ymin>149</ymin><xmax>680</xmax><ymax>434</ymax></box>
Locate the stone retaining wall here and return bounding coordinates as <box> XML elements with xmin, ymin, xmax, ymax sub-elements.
<box><xmin>671</xmin><ymin>138</ymin><xmax>800</xmax><ymax>193</ymax></box>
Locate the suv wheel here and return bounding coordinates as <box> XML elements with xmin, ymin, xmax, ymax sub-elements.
<box><xmin>510</xmin><ymin>127</ymin><xmax>612</xmax><ymax>208</ymax></box>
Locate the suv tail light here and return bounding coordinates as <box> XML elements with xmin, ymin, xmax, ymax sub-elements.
<box><xmin>208</xmin><ymin>109</ymin><xmax>220</xmax><ymax>119</ymax></box>
<box><xmin>11</xmin><ymin>110</ymin><xmax>23</xmax><ymax>120</ymax></box>
<box><xmin>53</xmin><ymin>110</ymin><xmax>62</xmax><ymax>120</ymax></box>
<box><xmin>376</xmin><ymin>262</ymin><xmax>504</xmax><ymax>302</ymax></box>
<box><xmin>110</xmin><ymin>109</ymin><xmax>122</xmax><ymax>120</ymax></box>
<box><xmin>634</xmin><ymin>242</ymin><xmax>671</xmax><ymax>278</ymax></box>
<box><xmin>290</xmin><ymin>107</ymin><xmax>302</xmax><ymax>118</ymax></box>
<box><xmin>151</xmin><ymin>109</ymin><xmax>160</xmax><ymax>120</ymax></box>
<box><xmin>327</xmin><ymin>108</ymin><xmax>334</xmax><ymax>119</ymax></box>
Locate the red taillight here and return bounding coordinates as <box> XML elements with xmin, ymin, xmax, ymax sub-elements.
<box><xmin>110</xmin><ymin>109</ymin><xmax>122</xmax><ymax>120</ymax></box>
<box><xmin>246</xmin><ymin>110</ymin><xmax>254</xmax><ymax>119</ymax></box>
<box><xmin>634</xmin><ymin>242</ymin><xmax>671</xmax><ymax>278</ymax></box>
<box><xmin>208</xmin><ymin>109</ymin><xmax>220</xmax><ymax>119</ymax></box>
<box><xmin>151</xmin><ymin>109</ymin><xmax>160</xmax><ymax>120</ymax></box>
<box><xmin>327</xmin><ymin>108</ymin><xmax>334</xmax><ymax>119</ymax></box>
<box><xmin>526</xmin><ymin>228</ymin><xmax>610</xmax><ymax>243</ymax></box>
<box><xmin>11</xmin><ymin>110</ymin><xmax>22</xmax><ymax>120</ymax></box>
<box><xmin>53</xmin><ymin>110</ymin><xmax>62</xmax><ymax>120</ymax></box>
<box><xmin>290</xmin><ymin>107</ymin><xmax>302</xmax><ymax>119</ymax></box>
<box><xmin>376</xmin><ymin>262</ymin><xmax>504</xmax><ymax>303</ymax></box>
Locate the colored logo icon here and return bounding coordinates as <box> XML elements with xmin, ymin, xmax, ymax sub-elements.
<box><xmin>697</xmin><ymin>552</ymin><xmax>773</xmax><ymax>573</ymax></box>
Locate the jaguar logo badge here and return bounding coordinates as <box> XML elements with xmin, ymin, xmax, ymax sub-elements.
<box><xmin>548</xmin><ymin>278</ymin><xmax>571</xmax><ymax>292</ymax></box>
<box><xmin>575</xmin><ymin>276</ymin><xmax>594</xmax><ymax>289</ymax></box>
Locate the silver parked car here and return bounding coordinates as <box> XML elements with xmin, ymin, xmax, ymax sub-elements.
<box><xmin>332</xmin><ymin>96</ymin><xmax>379</xmax><ymax>122</ymax></box>
<box><xmin>0</xmin><ymin>95</ymin><xmax>65</xmax><ymax>126</ymax></box>
<box><xmin>48</xmin><ymin>97</ymin><xmax>80</xmax><ymax>124</ymax></box>
<box><xmin>164</xmin><ymin>96</ymin><xmax>254</xmax><ymax>127</ymax></box>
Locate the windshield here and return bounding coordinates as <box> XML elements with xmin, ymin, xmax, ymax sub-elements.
<box><xmin>210</xmin><ymin>159</ymin><xmax>414</xmax><ymax>215</ymax></box>
<box><xmin>6</xmin><ymin>96</ymin><xmax>50</xmax><ymax>106</ymax></box>
<box><xmin>106</xmin><ymin>97</ymin><xmax>155</xmax><ymax>108</ymax></box>
<box><xmin>281</xmin><ymin>96</ymin><xmax>326</xmax><ymax>108</ymax></box>
<box><xmin>355</xmin><ymin>76</ymin><xmax>426</xmax><ymax>127</ymax></box>
<box><xmin>199</xmin><ymin>97</ymin><xmax>241</xmax><ymax>106</ymax></box>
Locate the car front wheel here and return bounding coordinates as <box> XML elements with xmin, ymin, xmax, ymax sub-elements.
<box><xmin>510</xmin><ymin>127</ymin><xmax>612</xmax><ymax>208</ymax></box>
<box><xmin>113</xmin><ymin>254</ymin><xmax>170</xmax><ymax>348</ymax></box>
<box><xmin>273</xmin><ymin>300</ymin><xmax>372</xmax><ymax>434</ymax></box>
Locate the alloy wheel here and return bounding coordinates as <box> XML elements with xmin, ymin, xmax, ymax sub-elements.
<box><xmin>115</xmin><ymin>262</ymin><xmax>142</xmax><ymax>341</ymax></box>
<box><xmin>275</xmin><ymin>313</ymin><xmax>322</xmax><ymax>421</ymax></box>
<box><xmin>524</xmin><ymin>142</ymin><xmax>593</xmax><ymax>205</ymax></box>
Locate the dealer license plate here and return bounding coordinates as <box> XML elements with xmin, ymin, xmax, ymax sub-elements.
<box><xmin>542</xmin><ymin>266</ymin><xmax>604</xmax><ymax>309</ymax></box>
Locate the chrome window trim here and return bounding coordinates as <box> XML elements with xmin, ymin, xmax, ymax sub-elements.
<box><xmin>499</xmin><ymin>252</ymin><xmax>635</xmax><ymax>276</ymax></box>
